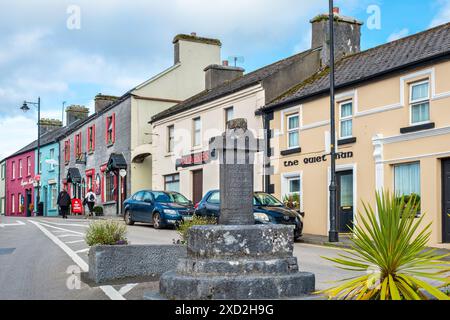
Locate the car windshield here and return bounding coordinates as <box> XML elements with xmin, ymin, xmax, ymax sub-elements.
<box><xmin>153</xmin><ymin>192</ymin><xmax>191</xmax><ymax>205</ymax></box>
<box><xmin>254</xmin><ymin>193</ymin><xmax>284</xmax><ymax>207</ymax></box>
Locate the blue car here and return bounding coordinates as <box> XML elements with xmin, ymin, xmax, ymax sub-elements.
<box><xmin>124</xmin><ymin>190</ymin><xmax>195</xmax><ymax>229</ymax></box>
<box><xmin>195</xmin><ymin>190</ymin><xmax>304</xmax><ymax>241</ymax></box>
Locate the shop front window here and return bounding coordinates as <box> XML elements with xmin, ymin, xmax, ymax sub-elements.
<box><xmin>394</xmin><ymin>162</ymin><xmax>421</xmax><ymax>212</ymax></box>
<box><xmin>164</xmin><ymin>174</ymin><xmax>180</xmax><ymax>193</ymax></box>
<box><xmin>105</xmin><ymin>173</ymin><xmax>116</xmax><ymax>202</ymax></box>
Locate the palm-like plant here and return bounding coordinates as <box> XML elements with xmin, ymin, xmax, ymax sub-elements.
<box><xmin>320</xmin><ymin>191</ymin><xmax>450</xmax><ymax>300</ymax></box>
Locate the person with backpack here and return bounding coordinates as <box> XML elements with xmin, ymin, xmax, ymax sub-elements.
<box><xmin>57</xmin><ymin>187</ymin><xmax>71</xmax><ymax>219</ymax></box>
<box><xmin>84</xmin><ymin>189</ymin><xmax>97</xmax><ymax>218</ymax></box>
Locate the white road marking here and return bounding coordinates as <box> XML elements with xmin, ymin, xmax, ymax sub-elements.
<box><xmin>39</xmin><ymin>221</ymin><xmax>90</xmax><ymax>228</ymax></box>
<box><xmin>75</xmin><ymin>248</ymin><xmax>89</xmax><ymax>254</ymax></box>
<box><xmin>118</xmin><ymin>283</ymin><xmax>138</xmax><ymax>296</ymax></box>
<box><xmin>58</xmin><ymin>234</ymin><xmax>83</xmax><ymax>238</ymax></box>
<box><xmin>65</xmin><ymin>240</ymin><xmax>85</xmax><ymax>244</ymax></box>
<box><xmin>0</xmin><ymin>220</ymin><xmax>26</xmax><ymax>228</ymax></box>
<box><xmin>37</xmin><ymin>222</ymin><xmax>85</xmax><ymax>235</ymax></box>
<box><xmin>29</xmin><ymin>220</ymin><xmax>125</xmax><ymax>301</ymax></box>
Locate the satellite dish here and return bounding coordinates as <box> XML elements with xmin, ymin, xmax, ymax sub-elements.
<box><xmin>228</xmin><ymin>56</ymin><xmax>245</xmax><ymax>67</ymax></box>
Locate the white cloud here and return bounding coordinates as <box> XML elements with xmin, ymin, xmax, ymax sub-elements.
<box><xmin>430</xmin><ymin>0</ymin><xmax>450</xmax><ymax>27</ymax></box>
<box><xmin>0</xmin><ymin>116</ymin><xmax>37</xmax><ymax>160</ymax></box>
<box><xmin>387</xmin><ymin>28</ymin><xmax>409</xmax><ymax>42</ymax></box>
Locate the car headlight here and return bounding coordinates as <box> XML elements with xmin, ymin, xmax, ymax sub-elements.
<box><xmin>164</xmin><ymin>209</ymin><xmax>178</xmax><ymax>215</ymax></box>
<box><xmin>254</xmin><ymin>213</ymin><xmax>270</xmax><ymax>222</ymax></box>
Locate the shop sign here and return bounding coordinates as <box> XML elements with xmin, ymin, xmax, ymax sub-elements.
<box><xmin>71</xmin><ymin>198</ymin><xmax>83</xmax><ymax>215</ymax></box>
<box><xmin>176</xmin><ymin>151</ymin><xmax>210</xmax><ymax>169</ymax></box>
<box><xmin>284</xmin><ymin>151</ymin><xmax>354</xmax><ymax>167</ymax></box>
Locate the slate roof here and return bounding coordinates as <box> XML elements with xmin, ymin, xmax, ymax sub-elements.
<box><xmin>262</xmin><ymin>22</ymin><xmax>450</xmax><ymax>111</ymax></box>
<box><xmin>150</xmin><ymin>49</ymin><xmax>317</xmax><ymax>123</ymax></box>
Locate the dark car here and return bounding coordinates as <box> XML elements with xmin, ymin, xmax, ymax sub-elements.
<box><xmin>194</xmin><ymin>190</ymin><xmax>304</xmax><ymax>241</ymax></box>
<box><xmin>123</xmin><ymin>190</ymin><xmax>195</xmax><ymax>229</ymax></box>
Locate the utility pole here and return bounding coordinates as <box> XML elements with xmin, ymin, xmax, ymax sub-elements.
<box><xmin>328</xmin><ymin>0</ymin><xmax>339</xmax><ymax>243</ymax></box>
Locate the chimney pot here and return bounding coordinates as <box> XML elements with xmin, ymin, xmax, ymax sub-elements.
<box><xmin>204</xmin><ymin>64</ymin><xmax>245</xmax><ymax>90</ymax></box>
<box><xmin>222</xmin><ymin>60</ymin><xmax>229</xmax><ymax>66</ymax></box>
<box><xmin>333</xmin><ymin>7</ymin><xmax>340</xmax><ymax>14</ymax></box>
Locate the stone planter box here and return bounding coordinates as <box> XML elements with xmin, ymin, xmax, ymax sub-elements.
<box><xmin>85</xmin><ymin>244</ymin><xmax>186</xmax><ymax>285</ymax></box>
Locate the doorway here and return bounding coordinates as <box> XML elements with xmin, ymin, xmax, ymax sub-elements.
<box><xmin>337</xmin><ymin>170</ymin><xmax>354</xmax><ymax>233</ymax></box>
<box><xmin>192</xmin><ymin>169</ymin><xmax>203</xmax><ymax>205</ymax></box>
<box><xmin>442</xmin><ymin>159</ymin><xmax>450</xmax><ymax>243</ymax></box>
<box><xmin>26</xmin><ymin>190</ymin><xmax>32</xmax><ymax>217</ymax></box>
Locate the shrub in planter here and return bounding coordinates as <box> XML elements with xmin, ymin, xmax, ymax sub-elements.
<box><xmin>93</xmin><ymin>206</ymin><xmax>104</xmax><ymax>216</ymax></box>
<box><xmin>175</xmin><ymin>215</ymin><xmax>217</xmax><ymax>245</ymax></box>
<box><xmin>319</xmin><ymin>191</ymin><xmax>450</xmax><ymax>300</ymax></box>
<box><xmin>283</xmin><ymin>193</ymin><xmax>300</xmax><ymax>210</ymax></box>
<box><xmin>85</xmin><ymin>220</ymin><xmax>128</xmax><ymax>246</ymax></box>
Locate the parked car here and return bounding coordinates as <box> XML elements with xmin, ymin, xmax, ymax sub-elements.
<box><xmin>194</xmin><ymin>190</ymin><xmax>304</xmax><ymax>241</ymax></box>
<box><xmin>123</xmin><ymin>190</ymin><xmax>195</xmax><ymax>229</ymax></box>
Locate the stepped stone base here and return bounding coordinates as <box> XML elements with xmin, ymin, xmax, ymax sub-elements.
<box><xmin>158</xmin><ymin>225</ymin><xmax>315</xmax><ymax>300</ymax></box>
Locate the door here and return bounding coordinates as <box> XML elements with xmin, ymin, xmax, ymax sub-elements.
<box><xmin>192</xmin><ymin>170</ymin><xmax>203</xmax><ymax>205</ymax></box>
<box><xmin>442</xmin><ymin>159</ymin><xmax>450</xmax><ymax>243</ymax></box>
<box><xmin>26</xmin><ymin>190</ymin><xmax>32</xmax><ymax>217</ymax></box>
<box><xmin>337</xmin><ymin>170</ymin><xmax>354</xmax><ymax>233</ymax></box>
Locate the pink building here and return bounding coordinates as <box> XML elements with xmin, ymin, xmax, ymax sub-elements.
<box><xmin>5</xmin><ymin>148</ymin><xmax>36</xmax><ymax>217</ymax></box>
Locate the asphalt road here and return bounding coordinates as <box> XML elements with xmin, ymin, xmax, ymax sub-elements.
<box><xmin>0</xmin><ymin>215</ymin><xmax>359</xmax><ymax>300</ymax></box>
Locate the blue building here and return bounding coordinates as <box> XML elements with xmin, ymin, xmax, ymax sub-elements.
<box><xmin>36</xmin><ymin>141</ymin><xmax>60</xmax><ymax>216</ymax></box>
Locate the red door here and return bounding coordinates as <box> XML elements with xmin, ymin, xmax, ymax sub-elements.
<box><xmin>192</xmin><ymin>170</ymin><xmax>203</xmax><ymax>205</ymax></box>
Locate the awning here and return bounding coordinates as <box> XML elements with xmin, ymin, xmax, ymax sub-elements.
<box><xmin>131</xmin><ymin>144</ymin><xmax>152</xmax><ymax>164</ymax></box>
<box><xmin>107</xmin><ymin>153</ymin><xmax>128</xmax><ymax>172</ymax></box>
<box><xmin>67</xmin><ymin>168</ymin><xmax>82</xmax><ymax>183</ymax></box>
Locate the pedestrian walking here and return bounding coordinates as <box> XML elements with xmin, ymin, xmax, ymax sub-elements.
<box><xmin>84</xmin><ymin>189</ymin><xmax>97</xmax><ymax>218</ymax></box>
<box><xmin>57</xmin><ymin>188</ymin><xmax>71</xmax><ymax>219</ymax></box>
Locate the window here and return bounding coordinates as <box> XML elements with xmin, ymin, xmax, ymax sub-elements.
<box><xmin>64</xmin><ymin>140</ymin><xmax>71</xmax><ymax>163</ymax></box>
<box><xmin>105</xmin><ymin>172</ymin><xmax>116</xmax><ymax>202</ymax></box>
<box><xmin>38</xmin><ymin>152</ymin><xmax>42</xmax><ymax>174</ymax></box>
<box><xmin>1</xmin><ymin>163</ymin><xmax>5</xmax><ymax>180</ymax></box>
<box><xmin>287</xmin><ymin>114</ymin><xmax>300</xmax><ymax>149</ymax></box>
<box><xmin>87</xmin><ymin>125</ymin><xmax>95</xmax><ymax>152</ymax></box>
<box><xmin>410</xmin><ymin>81</ymin><xmax>430</xmax><ymax>124</ymax></box>
<box><xmin>164</xmin><ymin>174</ymin><xmax>180</xmax><ymax>192</ymax></box>
<box><xmin>18</xmin><ymin>193</ymin><xmax>22</xmax><ymax>213</ymax></box>
<box><xmin>167</xmin><ymin>125</ymin><xmax>175</xmax><ymax>153</ymax></box>
<box><xmin>50</xmin><ymin>185</ymin><xmax>57</xmax><ymax>209</ymax></box>
<box><xmin>75</xmin><ymin>133</ymin><xmax>82</xmax><ymax>159</ymax></box>
<box><xmin>287</xmin><ymin>176</ymin><xmax>301</xmax><ymax>196</ymax></box>
<box><xmin>340</xmin><ymin>101</ymin><xmax>353</xmax><ymax>139</ymax></box>
<box><xmin>27</xmin><ymin>157</ymin><xmax>31</xmax><ymax>176</ymax></box>
<box><xmin>394</xmin><ymin>162</ymin><xmax>421</xmax><ymax>197</ymax></box>
<box><xmin>12</xmin><ymin>161</ymin><xmax>15</xmax><ymax>179</ymax></box>
<box><xmin>19</xmin><ymin>159</ymin><xmax>22</xmax><ymax>178</ymax></box>
<box><xmin>49</xmin><ymin>149</ymin><xmax>55</xmax><ymax>171</ymax></box>
<box><xmin>193</xmin><ymin>117</ymin><xmax>201</xmax><ymax>147</ymax></box>
<box><xmin>225</xmin><ymin>107</ymin><xmax>234</xmax><ymax>127</ymax></box>
<box><xmin>106</xmin><ymin>114</ymin><xmax>115</xmax><ymax>145</ymax></box>
<box><xmin>11</xmin><ymin>194</ymin><xmax>15</xmax><ymax>213</ymax></box>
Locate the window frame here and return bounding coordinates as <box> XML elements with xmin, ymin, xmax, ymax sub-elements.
<box><xmin>64</xmin><ymin>140</ymin><xmax>71</xmax><ymax>164</ymax></box>
<box><xmin>286</xmin><ymin>113</ymin><xmax>300</xmax><ymax>150</ymax></box>
<box><xmin>106</xmin><ymin>114</ymin><xmax>116</xmax><ymax>146</ymax></box>
<box><xmin>339</xmin><ymin>100</ymin><xmax>354</xmax><ymax>139</ymax></box>
<box><xmin>49</xmin><ymin>148</ymin><xmax>55</xmax><ymax>171</ymax></box>
<box><xmin>75</xmin><ymin>133</ymin><xmax>83</xmax><ymax>159</ymax></box>
<box><xmin>225</xmin><ymin>107</ymin><xmax>234</xmax><ymax>128</ymax></box>
<box><xmin>18</xmin><ymin>159</ymin><xmax>22</xmax><ymax>178</ymax></box>
<box><xmin>164</xmin><ymin>173</ymin><xmax>180</xmax><ymax>192</ymax></box>
<box><xmin>409</xmin><ymin>80</ymin><xmax>431</xmax><ymax>126</ymax></box>
<box><xmin>167</xmin><ymin>125</ymin><xmax>175</xmax><ymax>153</ymax></box>
<box><xmin>87</xmin><ymin>125</ymin><xmax>95</xmax><ymax>152</ymax></box>
<box><xmin>27</xmin><ymin>157</ymin><xmax>31</xmax><ymax>176</ymax></box>
<box><xmin>193</xmin><ymin>117</ymin><xmax>202</xmax><ymax>147</ymax></box>
<box><xmin>12</xmin><ymin>161</ymin><xmax>15</xmax><ymax>180</ymax></box>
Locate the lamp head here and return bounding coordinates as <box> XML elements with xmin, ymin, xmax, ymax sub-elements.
<box><xmin>20</xmin><ymin>102</ymin><xmax>30</xmax><ymax>112</ymax></box>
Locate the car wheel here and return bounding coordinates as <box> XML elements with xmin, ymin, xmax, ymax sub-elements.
<box><xmin>124</xmin><ymin>211</ymin><xmax>134</xmax><ymax>226</ymax></box>
<box><xmin>153</xmin><ymin>212</ymin><xmax>162</xmax><ymax>229</ymax></box>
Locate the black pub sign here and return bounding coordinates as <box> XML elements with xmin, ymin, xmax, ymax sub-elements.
<box><xmin>284</xmin><ymin>151</ymin><xmax>354</xmax><ymax>167</ymax></box>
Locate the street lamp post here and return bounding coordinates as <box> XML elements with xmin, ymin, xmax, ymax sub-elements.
<box><xmin>328</xmin><ymin>0</ymin><xmax>339</xmax><ymax>243</ymax></box>
<box><xmin>21</xmin><ymin>97</ymin><xmax>41</xmax><ymax>216</ymax></box>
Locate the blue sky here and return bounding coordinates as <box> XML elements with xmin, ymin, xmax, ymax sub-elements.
<box><xmin>0</xmin><ymin>0</ymin><xmax>449</xmax><ymax>159</ymax></box>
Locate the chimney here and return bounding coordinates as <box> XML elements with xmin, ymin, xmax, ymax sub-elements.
<box><xmin>173</xmin><ymin>33</ymin><xmax>222</xmax><ymax>65</ymax></box>
<box><xmin>94</xmin><ymin>94</ymin><xmax>119</xmax><ymax>113</ymax></box>
<box><xmin>310</xmin><ymin>8</ymin><xmax>363</xmax><ymax>66</ymax></box>
<box><xmin>66</xmin><ymin>105</ymin><xmax>89</xmax><ymax>126</ymax></box>
<box><xmin>204</xmin><ymin>62</ymin><xmax>244</xmax><ymax>91</ymax></box>
<box><xmin>39</xmin><ymin>118</ymin><xmax>62</xmax><ymax>136</ymax></box>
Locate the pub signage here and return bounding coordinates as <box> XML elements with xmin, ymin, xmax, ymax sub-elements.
<box><xmin>176</xmin><ymin>151</ymin><xmax>210</xmax><ymax>169</ymax></box>
<box><xmin>284</xmin><ymin>151</ymin><xmax>354</xmax><ymax>167</ymax></box>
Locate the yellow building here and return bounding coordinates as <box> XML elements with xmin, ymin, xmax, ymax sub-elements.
<box><xmin>258</xmin><ymin>22</ymin><xmax>450</xmax><ymax>248</ymax></box>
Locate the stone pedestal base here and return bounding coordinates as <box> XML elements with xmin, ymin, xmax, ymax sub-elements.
<box><xmin>158</xmin><ymin>225</ymin><xmax>315</xmax><ymax>300</ymax></box>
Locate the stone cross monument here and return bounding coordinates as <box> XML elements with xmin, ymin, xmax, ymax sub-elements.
<box><xmin>158</xmin><ymin>119</ymin><xmax>315</xmax><ymax>300</ymax></box>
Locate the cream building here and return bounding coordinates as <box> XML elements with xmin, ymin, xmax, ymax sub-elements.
<box><xmin>259</xmin><ymin>22</ymin><xmax>450</xmax><ymax>248</ymax></box>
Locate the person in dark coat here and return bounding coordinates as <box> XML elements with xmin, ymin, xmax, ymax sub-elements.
<box><xmin>57</xmin><ymin>188</ymin><xmax>71</xmax><ymax>219</ymax></box>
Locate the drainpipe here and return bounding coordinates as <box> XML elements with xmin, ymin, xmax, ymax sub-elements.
<box><xmin>262</xmin><ymin>111</ymin><xmax>274</xmax><ymax>194</ymax></box>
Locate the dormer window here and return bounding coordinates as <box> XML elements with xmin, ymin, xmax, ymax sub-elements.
<box><xmin>410</xmin><ymin>81</ymin><xmax>430</xmax><ymax>125</ymax></box>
